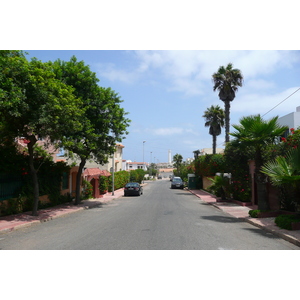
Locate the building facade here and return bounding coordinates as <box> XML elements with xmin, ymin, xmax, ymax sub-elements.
<box><xmin>277</xmin><ymin>106</ymin><xmax>300</xmax><ymax>136</ymax></box>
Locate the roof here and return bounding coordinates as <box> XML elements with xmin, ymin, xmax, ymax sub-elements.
<box><xmin>83</xmin><ymin>168</ymin><xmax>111</xmax><ymax>179</ymax></box>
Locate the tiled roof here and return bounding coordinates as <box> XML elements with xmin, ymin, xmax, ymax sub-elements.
<box><xmin>83</xmin><ymin>168</ymin><xmax>111</xmax><ymax>178</ymax></box>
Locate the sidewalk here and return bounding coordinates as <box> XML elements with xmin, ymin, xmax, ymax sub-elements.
<box><xmin>189</xmin><ymin>189</ymin><xmax>300</xmax><ymax>248</ymax></box>
<box><xmin>0</xmin><ymin>188</ymin><xmax>125</xmax><ymax>234</ymax></box>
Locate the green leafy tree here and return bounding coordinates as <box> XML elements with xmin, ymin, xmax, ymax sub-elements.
<box><xmin>212</xmin><ymin>63</ymin><xmax>243</xmax><ymax>143</ymax></box>
<box><xmin>203</xmin><ymin>105</ymin><xmax>225</xmax><ymax>154</ymax></box>
<box><xmin>51</xmin><ymin>56</ymin><xmax>130</xmax><ymax>204</ymax></box>
<box><xmin>230</xmin><ymin>114</ymin><xmax>288</xmax><ymax>210</ymax></box>
<box><xmin>0</xmin><ymin>51</ymin><xmax>82</xmax><ymax>215</ymax></box>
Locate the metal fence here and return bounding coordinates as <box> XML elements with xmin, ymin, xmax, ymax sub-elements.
<box><xmin>0</xmin><ymin>173</ymin><xmax>24</xmax><ymax>201</ymax></box>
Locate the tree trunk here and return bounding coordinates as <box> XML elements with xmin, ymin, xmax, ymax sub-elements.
<box><xmin>27</xmin><ymin>136</ymin><xmax>40</xmax><ymax>216</ymax></box>
<box><xmin>74</xmin><ymin>158</ymin><xmax>86</xmax><ymax>205</ymax></box>
<box><xmin>224</xmin><ymin>100</ymin><xmax>231</xmax><ymax>143</ymax></box>
<box><xmin>212</xmin><ymin>134</ymin><xmax>217</xmax><ymax>154</ymax></box>
<box><xmin>254</xmin><ymin>148</ymin><xmax>270</xmax><ymax>211</ymax></box>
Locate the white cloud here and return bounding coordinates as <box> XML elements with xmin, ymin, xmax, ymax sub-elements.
<box><xmin>230</xmin><ymin>87</ymin><xmax>300</xmax><ymax>121</ymax></box>
<box><xmin>97</xmin><ymin>50</ymin><xmax>300</xmax><ymax>97</ymax></box>
<box><xmin>96</xmin><ymin>63</ymin><xmax>138</xmax><ymax>83</ymax></box>
<box><xmin>153</xmin><ymin>127</ymin><xmax>184</xmax><ymax>136</ymax></box>
<box><xmin>246</xmin><ymin>79</ymin><xmax>275</xmax><ymax>90</ymax></box>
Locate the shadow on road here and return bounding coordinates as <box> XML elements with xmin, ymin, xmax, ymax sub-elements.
<box><xmin>201</xmin><ymin>215</ymin><xmax>243</xmax><ymax>223</ymax></box>
<box><xmin>242</xmin><ymin>227</ymin><xmax>281</xmax><ymax>240</ymax></box>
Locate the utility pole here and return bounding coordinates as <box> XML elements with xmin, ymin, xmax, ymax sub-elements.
<box><xmin>112</xmin><ymin>151</ymin><xmax>115</xmax><ymax>196</ymax></box>
<box><xmin>143</xmin><ymin>141</ymin><xmax>146</xmax><ymax>183</ymax></box>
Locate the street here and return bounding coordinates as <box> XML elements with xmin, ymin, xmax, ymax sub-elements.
<box><xmin>0</xmin><ymin>179</ymin><xmax>299</xmax><ymax>250</ymax></box>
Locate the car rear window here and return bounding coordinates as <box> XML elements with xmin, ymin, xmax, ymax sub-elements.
<box><xmin>126</xmin><ymin>183</ymin><xmax>139</xmax><ymax>187</ymax></box>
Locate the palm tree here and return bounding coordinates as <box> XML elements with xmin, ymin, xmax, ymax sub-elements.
<box><xmin>261</xmin><ymin>146</ymin><xmax>300</xmax><ymax>211</ymax></box>
<box><xmin>230</xmin><ymin>114</ymin><xmax>288</xmax><ymax>211</ymax></box>
<box><xmin>173</xmin><ymin>153</ymin><xmax>183</xmax><ymax>174</ymax></box>
<box><xmin>212</xmin><ymin>63</ymin><xmax>243</xmax><ymax>143</ymax></box>
<box><xmin>203</xmin><ymin>105</ymin><xmax>225</xmax><ymax>154</ymax></box>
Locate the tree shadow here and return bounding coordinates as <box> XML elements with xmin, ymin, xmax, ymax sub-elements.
<box><xmin>201</xmin><ymin>215</ymin><xmax>243</xmax><ymax>223</ymax></box>
<box><xmin>242</xmin><ymin>227</ymin><xmax>281</xmax><ymax>240</ymax></box>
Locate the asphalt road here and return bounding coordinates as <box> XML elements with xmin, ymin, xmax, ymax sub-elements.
<box><xmin>0</xmin><ymin>179</ymin><xmax>299</xmax><ymax>250</ymax></box>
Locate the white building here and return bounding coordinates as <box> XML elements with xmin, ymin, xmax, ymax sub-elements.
<box><xmin>70</xmin><ymin>143</ymin><xmax>125</xmax><ymax>172</ymax></box>
<box><xmin>277</xmin><ymin>106</ymin><xmax>300</xmax><ymax>136</ymax></box>
<box><xmin>198</xmin><ymin>148</ymin><xmax>224</xmax><ymax>155</ymax></box>
<box><xmin>125</xmin><ymin>161</ymin><xmax>148</xmax><ymax>171</ymax></box>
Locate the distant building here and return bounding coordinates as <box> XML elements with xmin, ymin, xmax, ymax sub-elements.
<box><xmin>125</xmin><ymin>161</ymin><xmax>148</xmax><ymax>171</ymax></box>
<box><xmin>194</xmin><ymin>148</ymin><xmax>224</xmax><ymax>156</ymax></box>
<box><xmin>70</xmin><ymin>143</ymin><xmax>125</xmax><ymax>172</ymax></box>
<box><xmin>186</xmin><ymin>157</ymin><xmax>194</xmax><ymax>164</ymax></box>
<box><xmin>277</xmin><ymin>106</ymin><xmax>300</xmax><ymax>137</ymax></box>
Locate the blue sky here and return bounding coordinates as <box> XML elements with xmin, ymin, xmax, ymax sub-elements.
<box><xmin>24</xmin><ymin>50</ymin><xmax>300</xmax><ymax>163</ymax></box>
<box><xmin>4</xmin><ymin>1</ymin><xmax>299</xmax><ymax>165</ymax></box>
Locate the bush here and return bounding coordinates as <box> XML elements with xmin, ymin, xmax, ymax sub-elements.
<box><xmin>129</xmin><ymin>169</ymin><xmax>146</xmax><ymax>184</ymax></box>
<box><xmin>195</xmin><ymin>154</ymin><xmax>226</xmax><ymax>177</ymax></box>
<box><xmin>249</xmin><ymin>209</ymin><xmax>260</xmax><ymax>218</ymax></box>
<box><xmin>81</xmin><ymin>179</ymin><xmax>93</xmax><ymax>200</ymax></box>
<box><xmin>275</xmin><ymin>214</ymin><xmax>300</xmax><ymax>230</ymax></box>
<box><xmin>207</xmin><ymin>174</ymin><xmax>230</xmax><ymax>200</ymax></box>
<box><xmin>224</xmin><ymin>142</ymin><xmax>252</xmax><ymax>202</ymax></box>
<box><xmin>99</xmin><ymin>175</ymin><xmax>109</xmax><ymax>194</ymax></box>
<box><xmin>108</xmin><ymin>170</ymin><xmax>130</xmax><ymax>192</ymax></box>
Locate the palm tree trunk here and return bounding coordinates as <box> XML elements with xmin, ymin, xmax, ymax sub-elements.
<box><xmin>212</xmin><ymin>134</ymin><xmax>217</xmax><ymax>154</ymax></box>
<box><xmin>224</xmin><ymin>100</ymin><xmax>231</xmax><ymax>143</ymax></box>
<box><xmin>255</xmin><ymin>148</ymin><xmax>270</xmax><ymax>211</ymax></box>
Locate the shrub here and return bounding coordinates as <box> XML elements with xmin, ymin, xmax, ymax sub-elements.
<box><xmin>207</xmin><ymin>174</ymin><xmax>230</xmax><ymax>200</ymax></box>
<box><xmin>275</xmin><ymin>214</ymin><xmax>300</xmax><ymax>230</ymax></box>
<box><xmin>99</xmin><ymin>175</ymin><xmax>109</xmax><ymax>194</ymax></box>
<box><xmin>195</xmin><ymin>154</ymin><xmax>226</xmax><ymax>177</ymax></box>
<box><xmin>224</xmin><ymin>142</ymin><xmax>252</xmax><ymax>202</ymax></box>
<box><xmin>108</xmin><ymin>170</ymin><xmax>130</xmax><ymax>192</ymax></box>
<box><xmin>129</xmin><ymin>169</ymin><xmax>146</xmax><ymax>184</ymax></box>
<box><xmin>249</xmin><ymin>209</ymin><xmax>260</xmax><ymax>218</ymax></box>
<box><xmin>81</xmin><ymin>179</ymin><xmax>93</xmax><ymax>200</ymax></box>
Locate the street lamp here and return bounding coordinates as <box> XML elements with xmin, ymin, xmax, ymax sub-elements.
<box><xmin>112</xmin><ymin>148</ymin><xmax>115</xmax><ymax>196</ymax></box>
<box><xmin>143</xmin><ymin>141</ymin><xmax>146</xmax><ymax>183</ymax></box>
<box><xmin>150</xmin><ymin>151</ymin><xmax>152</xmax><ymax>177</ymax></box>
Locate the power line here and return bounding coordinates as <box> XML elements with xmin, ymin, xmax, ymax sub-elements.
<box><xmin>262</xmin><ymin>87</ymin><xmax>300</xmax><ymax>117</ymax></box>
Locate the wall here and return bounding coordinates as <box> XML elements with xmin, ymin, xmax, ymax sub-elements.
<box><xmin>203</xmin><ymin>176</ymin><xmax>214</xmax><ymax>190</ymax></box>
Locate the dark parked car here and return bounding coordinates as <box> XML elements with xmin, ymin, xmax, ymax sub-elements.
<box><xmin>124</xmin><ymin>182</ymin><xmax>143</xmax><ymax>196</ymax></box>
<box><xmin>171</xmin><ymin>177</ymin><xmax>184</xmax><ymax>189</ymax></box>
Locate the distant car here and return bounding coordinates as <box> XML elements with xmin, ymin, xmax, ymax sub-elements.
<box><xmin>158</xmin><ymin>175</ymin><xmax>162</xmax><ymax>179</ymax></box>
<box><xmin>124</xmin><ymin>182</ymin><xmax>143</xmax><ymax>196</ymax></box>
<box><xmin>171</xmin><ymin>177</ymin><xmax>184</xmax><ymax>189</ymax></box>
<box><xmin>169</xmin><ymin>175</ymin><xmax>174</xmax><ymax>181</ymax></box>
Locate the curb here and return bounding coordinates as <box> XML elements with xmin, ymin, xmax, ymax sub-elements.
<box><xmin>188</xmin><ymin>189</ymin><xmax>300</xmax><ymax>248</ymax></box>
<box><xmin>244</xmin><ymin>217</ymin><xmax>300</xmax><ymax>248</ymax></box>
<box><xmin>0</xmin><ymin>188</ymin><xmax>125</xmax><ymax>234</ymax></box>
